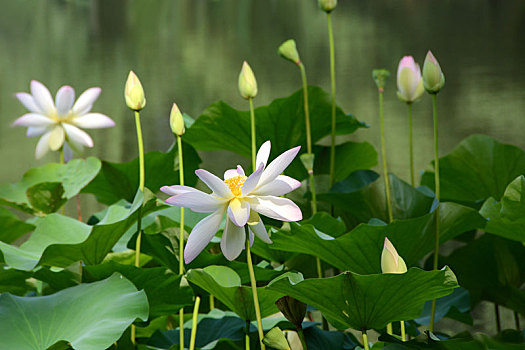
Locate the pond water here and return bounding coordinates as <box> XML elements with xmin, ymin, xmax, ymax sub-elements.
<box><xmin>1</xmin><ymin>0</ymin><xmax>524</xmax><ymax>187</ymax></box>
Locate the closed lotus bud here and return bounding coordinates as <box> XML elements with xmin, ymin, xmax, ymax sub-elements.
<box><xmin>125</xmin><ymin>71</ymin><xmax>146</xmax><ymax>111</ymax></box>
<box><xmin>372</xmin><ymin>69</ymin><xmax>391</xmax><ymax>92</ymax></box>
<box><xmin>422</xmin><ymin>51</ymin><xmax>445</xmax><ymax>94</ymax></box>
<box><xmin>318</xmin><ymin>0</ymin><xmax>337</xmax><ymax>13</ymax></box>
<box><xmin>262</xmin><ymin>327</ymin><xmax>291</xmax><ymax>350</ymax></box>
<box><xmin>275</xmin><ymin>296</ymin><xmax>307</xmax><ymax>329</ymax></box>
<box><xmin>396</xmin><ymin>56</ymin><xmax>425</xmax><ymax>104</ymax></box>
<box><xmin>169</xmin><ymin>103</ymin><xmax>185</xmax><ymax>136</ymax></box>
<box><xmin>381</xmin><ymin>237</ymin><xmax>407</xmax><ymax>274</ymax></box>
<box><xmin>238</xmin><ymin>61</ymin><xmax>258</xmax><ymax>99</ymax></box>
<box><xmin>278</xmin><ymin>39</ymin><xmax>301</xmax><ymax>65</ymax></box>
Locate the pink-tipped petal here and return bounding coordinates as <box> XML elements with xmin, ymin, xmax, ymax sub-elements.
<box><xmin>227</xmin><ymin>198</ymin><xmax>250</xmax><ymax>226</ymax></box>
<box><xmin>35</xmin><ymin>131</ymin><xmax>52</xmax><ymax>159</ymax></box>
<box><xmin>12</xmin><ymin>113</ymin><xmax>54</xmax><ymax>127</ymax></box>
<box><xmin>249</xmin><ymin>217</ymin><xmax>272</xmax><ymax>244</ymax></box>
<box><xmin>62</xmin><ymin>123</ymin><xmax>94</xmax><ymax>148</ymax></box>
<box><xmin>165</xmin><ymin>191</ymin><xmax>225</xmax><ymax>213</ymax></box>
<box><xmin>221</xmin><ymin>217</ymin><xmax>246</xmax><ymax>261</ymax></box>
<box><xmin>236</xmin><ymin>165</ymin><xmax>245</xmax><ymax>176</ymax></box>
<box><xmin>195</xmin><ymin>169</ymin><xmax>233</xmax><ymax>199</ymax></box>
<box><xmin>26</xmin><ymin>126</ymin><xmax>48</xmax><ymax>137</ymax></box>
<box><xmin>72</xmin><ymin>87</ymin><xmax>101</xmax><ymax>115</ymax></box>
<box><xmin>72</xmin><ymin>113</ymin><xmax>115</xmax><ymax>129</ymax></box>
<box><xmin>258</xmin><ymin>145</ymin><xmax>301</xmax><ymax>188</ymax></box>
<box><xmin>241</xmin><ymin>164</ymin><xmax>264</xmax><ymax>196</ymax></box>
<box><xmin>16</xmin><ymin>92</ymin><xmax>42</xmax><ymax>113</ymax></box>
<box><xmin>224</xmin><ymin>168</ymin><xmax>240</xmax><ymax>180</ymax></box>
<box><xmin>250</xmin><ymin>195</ymin><xmax>302</xmax><ymax>222</ymax></box>
<box><xmin>251</xmin><ymin>175</ymin><xmax>301</xmax><ymax>196</ymax></box>
<box><xmin>256</xmin><ymin>140</ymin><xmax>271</xmax><ymax>168</ymax></box>
<box><xmin>30</xmin><ymin>80</ymin><xmax>56</xmax><ymax>115</ymax></box>
<box><xmin>184</xmin><ymin>206</ymin><xmax>225</xmax><ymax>263</ymax></box>
<box><xmin>55</xmin><ymin>86</ymin><xmax>75</xmax><ymax>116</ymax></box>
<box><xmin>160</xmin><ymin>185</ymin><xmax>201</xmax><ymax>196</ymax></box>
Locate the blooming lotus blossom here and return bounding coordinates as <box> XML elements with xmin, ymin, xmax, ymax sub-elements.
<box><xmin>161</xmin><ymin>141</ymin><xmax>303</xmax><ymax>263</ymax></box>
<box><xmin>13</xmin><ymin>80</ymin><xmax>115</xmax><ymax>159</ymax></box>
<box><xmin>381</xmin><ymin>237</ymin><xmax>407</xmax><ymax>274</ymax></box>
<box><xmin>396</xmin><ymin>56</ymin><xmax>424</xmax><ymax>103</ymax></box>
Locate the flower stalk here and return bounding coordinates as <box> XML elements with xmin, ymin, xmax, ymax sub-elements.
<box><xmin>177</xmin><ymin>134</ymin><xmax>185</xmax><ymax>350</ymax></box>
<box><xmin>408</xmin><ymin>104</ymin><xmax>415</xmax><ymax>186</ymax></box>
<box><xmin>362</xmin><ymin>330</ymin><xmax>370</xmax><ymax>350</ymax></box>
<box><xmin>249</xmin><ymin>98</ymin><xmax>257</xmax><ymax>172</ymax></box>
<box><xmin>134</xmin><ymin>110</ymin><xmax>145</xmax><ymax>268</ymax></box>
<box><xmin>189</xmin><ymin>296</ymin><xmax>201</xmax><ymax>350</ymax></box>
<box><xmin>326</xmin><ymin>12</ymin><xmax>337</xmax><ymax>187</ymax></box>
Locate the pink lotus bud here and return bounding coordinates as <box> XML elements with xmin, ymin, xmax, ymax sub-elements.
<box><xmin>381</xmin><ymin>237</ymin><xmax>407</xmax><ymax>274</ymax></box>
<box><xmin>396</xmin><ymin>56</ymin><xmax>424</xmax><ymax>104</ymax></box>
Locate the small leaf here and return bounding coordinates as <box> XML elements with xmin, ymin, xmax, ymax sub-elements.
<box><xmin>26</xmin><ymin>182</ymin><xmax>66</xmax><ymax>214</ymax></box>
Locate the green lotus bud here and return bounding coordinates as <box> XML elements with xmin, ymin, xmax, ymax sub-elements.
<box><xmin>275</xmin><ymin>296</ymin><xmax>307</xmax><ymax>329</ymax></box>
<box><xmin>372</xmin><ymin>69</ymin><xmax>391</xmax><ymax>92</ymax></box>
<box><xmin>125</xmin><ymin>70</ymin><xmax>146</xmax><ymax>111</ymax></box>
<box><xmin>238</xmin><ymin>61</ymin><xmax>258</xmax><ymax>99</ymax></box>
<box><xmin>381</xmin><ymin>237</ymin><xmax>407</xmax><ymax>274</ymax></box>
<box><xmin>278</xmin><ymin>39</ymin><xmax>301</xmax><ymax>65</ymax></box>
<box><xmin>422</xmin><ymin>50</ymin><xmax>445</xmax><ymax>94</ymax></box>
<box><xmin>318</xmin><ymin>0</ymin><xmax>337</xmax><ymax>13</ymax></box>
<box><xmin>169</xmin><ymin>103</ymin><xmax>185</xmax><ymax>136</ymax></box>
<box><xmin>300</xmin><ymin>153</ymin><xmax>315</xmax><ymax>175</ymax></box>
<box><xmin>262</xmin><ymin>327</ymin><xmax>291</xmax><ymax>350</ymax></box>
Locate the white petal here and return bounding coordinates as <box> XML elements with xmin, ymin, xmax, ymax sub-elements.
<box><xmin>62</xmin><ymin>123</ymin><xmax>94</xmax><ymax>147</ymax></box>
<box><xmin>249</xmin><ymin>216</ymin><xmax>272</xmax><ymax>243</ymax></box>
<box><xmin>12</xmin><ymin>113</ymin><xmax>54</xmax><ymax>127</ymax></box>
<box><xmin>252</xmin><ymin>175</ymin><xmax>302</xmax><ymax>196</ymax></box>
<box><xmin>66</xmin><ymin>136</ymin><xmax>84</xmax><ymax>154</ymax></box>
<box><xmin>227</xmin><ymin>198</ymin><xmax>250</xmax><ymax>226</ymax></box>
<box><xmin>236</xmin><ymin>165</ymin><xmax>245</xmax><ymax>176</ymax></box>
<box><xmin>48</xmin><ymin>125</ymin><xmax>65</xmax><ymax>151</ymax></box>
<box><xmin>30</xmin><ymin>80</ymin><xmax>56</xmax><ymax>115</ymax></box>
<box><xmin>258</xmin><ymin>146</ymin><xmax>301</xmax><ymax>188</ymax></box>
<box><xmin>241</xmin><ymin>164</ymin><xmax>264</xmax><ymax>196</ymax></box>
<box><xmin>72</xmin><ymin>113</ymin><xmax>115</xmax><ymax>129</ymax></box>
<box><xmin>256</xmin><ymin>141</ymin><xmax>271</xmax><ymax>168</ymax></box>
<box><xmin>160</xmin><ymin>185</ymin><xmax>201</xmax><ymax>196</ymax></box>
<box><xmin>16</xmin><ymin>93</ymin><xmax>43</xmax><ymax>113</ymax></box>
<box><xmin>165</xmin><ymin>191</ymin><xmax>225</xmax><ymax>213</ymax></box>
<box><xmin>27</xmin><ymin>126</ymin><xmax>48</xmax><ymax>137</ymax></box>
<box><xmin>184</xmin><ymin>206</ymin><xmax>225</xmax><ymax>263</ymax></box>
<box><xmin>224</xmin><ymin>168</ymin><xmax>239</xmax><ymax>180</ymax></box>
<box><xmin>249</xmin><ymin>195</ymin><xmax>302</xmax><ymax>222</ymax></box>
<box><xmin>72</xmin><ymin>87</ymin><xmax>101</xmax><ymax>115</ymax></box>
<box><xmin>35</xmin><ymin>131</ymin><xmax>52</xmax><ymax>159</ymax></box>
<box><xmin>221</xmin><ymin>217</ymin><xmax>246</xmax><ymax>261</ymax></box>
<box><xmin>195</xmin><ymin>169</ymin><xmax>233</xmax><ymax>199</ymax></box>
<box><xmin>55</xmin><ymin>86</ymin><xmax>75</xmax><ymax>116</ymax></box>
<box><xmin>63</xmin><ymin>142</ymin><xmax>74</xmax><ymax>162</ymax></box>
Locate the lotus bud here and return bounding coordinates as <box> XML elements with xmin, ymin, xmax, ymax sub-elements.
<box><xmin>372</xmin><ymin>69</ymin><xmax>391</xmax><ymax>92</ymax></box>
<box><xmin>125</xmin><ymin>71</ymin><xmax>146</xmax><ymax>111</ymax></box>
<box><xmin>422</xmin><ymin>51</ymin><xmax>445</xmax><ymax>94</ymax></box>
<box><xmin>278</xmin><ymin>39</ymin><xmax>301</xmax><ymax>65</ymax></box>
<box><xmin>318</xmin><ymin>0</ymin><xmax>337</xmax><ymax>13</ymax></box>
<box><xmin>262</xmin><ymin>327</ymin><xmax>291</xmax><ymax>350</ymax></box>
<box><xmin>275</xmin><ymin>296</ymin><xmax>307</xmax><ymax>330</ymax></box>
<box><xmin>381</xmin><ymin>237</ymin><xmax>407</xmax><ymax>274</ymax></box>
<box><xmin>396</xmin><ymin>56</ymin><xmax>425</xmax><ymax>104</ymax></box>
<box><xmin>238</xmin><ymin>61</ymin><xmax>258</xmax><ymax>99</ymax></box>
<box><xmin>169</xmin><ymin>103</ymin><xmax>185</xmax><ymax>136</ymax></box>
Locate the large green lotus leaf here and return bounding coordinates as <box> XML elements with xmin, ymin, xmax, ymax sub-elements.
<box><xmin>0</xmin><ymin>273</ymin><xmax>148</xmax><ymax>350</ymax></box>
<box><xmin>0</xmin><ymin>265</ymin><xmax>33</xmax><ymax>295</ymax></box>
<box><xmin>421</xmin><ymin>135</ymin><xmax>525</xmax><ymax>204</ymax></box>
<box><xmin>440</xmin><ymin>234</ymin><xmax>525</xmax><ymax>315</ymax></box>
<box><xmin>480</xmin><ymin>175</ymin><xmax>525</xmax><ymax>242</ymax></box>
<box><xmin>0</xmin><ymin>157</ymin><xmax>101</xmax><ymax>213</ymax></box>
<box><xmin>83</xmin><ymin>142</ymin><xmax>201</xmax><ymax>205</ymax></box>
<box><xmin>83</xmin><ymin>262</ymin><xmax>193</xmax><ymax>318</ymax></box>
<box><xmin>0</xmin><ymin>189</ymin><xmax>161</xmax><ymax>271</ymax></box>
<box><xmin>268</xmin><ymin>267</ymin><xmax>458</xmax><ymax>331</ymax></box>
<box><xmin>265</xmin><ymin>202</ymin><xmax>484</xmax><ymax>274</ymax></box>
<box><xmin>0</xmin><ymin>207</ymin><xmax>34</xmax><ymax>243</ymax></box>
<box><xmin>186</xmin><ymin>265</ymin><xmax>283</xmax><ymax>321</ymax></box>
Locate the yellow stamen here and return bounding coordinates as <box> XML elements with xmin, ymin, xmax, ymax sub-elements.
<box><xmin>224</xmin><ymin>175</ymin><xmax>247</xmax><ymax>197</ymax></box>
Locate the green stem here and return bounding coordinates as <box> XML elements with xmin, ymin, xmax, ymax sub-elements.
<box><xmin>177</xmin><ymin>135</ymin><xmax>185</xmax><ymax>350</ymax></box>
<box><xmin>210</xmin><ymin>295</ymin><xmax>215</xmax><ymax>310</ymax></box>
<box><xmin>495</xmin><ymin>304</ymin><xmax>501</xmax><ymax>333</ymax></box>
<box><xmin>400</xmin><ymin>320</ymin><xmax>406</xmax><ymax>341</ymax></box>
<box><xmin>299</xmin><ymin>63</ymin><xmax>312</xmax><ymax>155</ymax></box>
<box><xmin>249</xmin><ymin>97</ymin><xmax>256</xmax><ymax>172</ymax></box>
<box><xmin>189</xmin><ymin>296</ymin><xmax>201</xmax><ymax>350</ymax></box>
<box><xmin>408</xmin><ymin>103</ymin><xmax>415</xmax><ymax>187</ymax></box>
<box><xmin>327</xmin><ymin>12</ymin><xmax>336</xmax><ymax>187</ymax></box>
<box><xmin>245</xmin><ymin>319</ymin><xmax>251</xmax><ymax>350</ymax></box>
<box><xmin>297</xmin><ymin>327</ymin><xmax>308</xmax><ymax>350</ymax></box>
<box><xmin>429</xmin><ymin>94</ymin><xmax>440</xmax><ymax>332</ymax></box>
<box><xmin>386</xmin><ymin>322</ymin><xmax>393</xmax><ymax>335</ymax></box>
<box><xmin>379</xmin><ymin>90</ymin><xmax>393</xmax><ymax>223</ymax></box>
<box><xmin>245</xmin><ymin>226</ymin><xmax>266</xmax><ymax>350</ymax></box>
<box><xmin>59</xmin><ymin>148</ymin><xmax>64</xmax><ymax>164</ymax></box>
<box><xmin>514</xmin><ymin>311</ymin><xmax>520</xmax><ymax>330</ymax></box>
<box><xmin>362</xmin><ymin>330</ymin><xmax>370</xmax><ymax>350</ymax></box>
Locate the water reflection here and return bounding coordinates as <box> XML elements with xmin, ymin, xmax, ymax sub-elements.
<box><xmin>0</xmin><ymin>0</ymin><xmax>524</xmax><ymax>185</ymax></box>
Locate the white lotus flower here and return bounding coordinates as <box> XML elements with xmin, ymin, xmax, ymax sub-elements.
<box><xmin>13</xmin><ymin>80</ymin><xmax>115</xmax><ymax>159</ymax></box>
<box><xmin>161</xmin><ymin>141</ymin><xmax>303</xmax><ymax>263</ymax></box>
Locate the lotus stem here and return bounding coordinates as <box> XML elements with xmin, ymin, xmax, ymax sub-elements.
<box><xmin>379</xmin><ymin>90</ymin><xmax>394</xmax><ymax>223</ymax></box>
<box><xmin>249</xmin><ymin>97</ymin><xmax>256</xmax><ymax>172</ymax></box>
<box><xmin>59</xmin><ymin>148</ymin><xmax>65</xmax><ymax>214</ymax></box>
<box><xmin>245</xmin><ymin>225</ymin><xmax>266</xmax><ymax>350</ymax></box>
<box><xmin>515</xmin><ymin>311</ymin><xmax>520</xmax><ymax>330</ymax></box>
<box><xmin>495</xmin><ymin>304</ymin><xmax>501</xmax><ymax>333</ymax></box>
<box><xmin>177</xmin><ymin>134</ymin><xmax>185</xmax><ymax>350</ymax></box>
<box><xmin>327</xmin><ymin>12</ymin><xmax>336</xmax><ymax>187</ymax></box>
<box><xmin>189</xmin><ymin>296</ymin><xmax>201</xmax><ymax>350</ymax></box>
<box><xmin>297</xmin><ymin>327</ymin><xmax>308</xmax><ymax>350</ymax></box>
<box><xmin>210</xmin><ymin>295</ymin><xmax>215</xmax><ymax>310</ymax></box>
<box><xmin>400</xmin><ymin>320</ymin><xmax>406</xmax><ymax>341</ymax></box>
<box><xmin>386</xmin><ymin>323</ymin><xmax>393</xmax><ymax>335</ymax></box>
<box><xmin>408</xmin><ymin>103</ymin><xmax>415</xmax><ymax>187</ymax></box>
<box><xmin>362</xmin><ymin>330</ymin><xmax>370</xmax><ymax>350</ymax></box>
<box><xmin>245</xmin><ymin>319</ymin><xmax>251</xmax><ymax>350</ymax></box>
<box><xmin>429</xmin><ymin>94</ymin><xmax>440</xmax><ymax>332</ymax></box>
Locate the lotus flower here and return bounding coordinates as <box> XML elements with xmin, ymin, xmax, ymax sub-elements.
<box><xmin>13</xmin><ymin>80</ymin><xmax>115</xmax><ymax>160</ymax></box>
<box><xmin>381</xmin><ymin>237</ymin><xmax>407</xmax><ymax>274</ymax></box>
<box><xmin>161</xmin><ymin>141</ymin><xmax>303</xmax><ymax>263</ymax></box>
<box><xmin>396</xmin><ymin>56</ymin><xmax>424</xmax><ymax>103</ymax></box>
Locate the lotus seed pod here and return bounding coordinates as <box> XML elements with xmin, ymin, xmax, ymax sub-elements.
<box><xmin>372</xmin><ymin>69</ymin><xmax>391</xmax><ymax>92</ymax></box>
<box><xmin>318</xmin><ymin>0</ymin><xmax>337</xmax><ymax>13</ymax></box>
<box><xmin>278</xmin><ymin>39</ymin><xmax>301</xmax><ymax>65</ymax></box>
